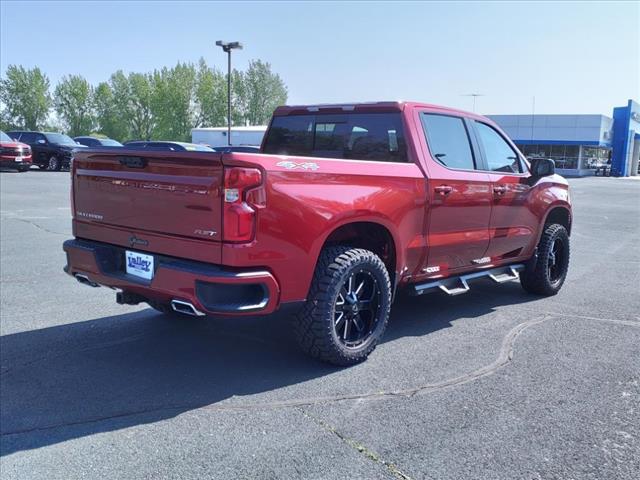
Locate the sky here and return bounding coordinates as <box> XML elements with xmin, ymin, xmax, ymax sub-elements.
<box><xmin>1</xmin><ymin>1</ymin><xmax>638</xmax><ymax>116</ymax></box>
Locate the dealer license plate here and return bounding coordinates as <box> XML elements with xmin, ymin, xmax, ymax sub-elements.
<box><xmin>15</xmin><ymin>156</ymin><xmax>22</xmax><ymax>162</ymax></box>
<box><xmin>125</xmin><ymin>250</ymin><xmax>154</xmax><ymax>280</ymax></box>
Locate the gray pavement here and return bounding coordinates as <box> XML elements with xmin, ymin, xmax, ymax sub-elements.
<box><xmin>1</xmin><ymin>170</ymin><xmax>639</xmax><ymax>479</ymax></box>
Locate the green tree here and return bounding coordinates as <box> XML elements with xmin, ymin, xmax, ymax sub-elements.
<box><xmin>127</xmin><ymin>72</ymin><xmax>155</xmax><ymax>140</ymax></box>
<box><xmin>152</xmin><ymin>62</ymin><xmax>197</xmax><ymax>141</ymax></box>
<box><xmin>94</xmin><ymin>81</ymin><xmax>129</xmax><ymax>141</ymax></box>
<box><xmin>54</xmin><ymin>75</ymin><xmax>95</xmax><ymax>137</ymax></box>
<box><xmin>0</xmin><ymin>65</ymin><xmax>52</xmax><ymax>130</ymax></box>
<box><xmin>194</xmin><ymin>58</ymin><xmax>227</xmax><ymax>128</ymax></box>
<box><xmin>242</xmin><ymin>60</ymin><xmax>287</xmax><ymax>125</ymax></box>
<box><xmin>230</xmin><ymin>69</ymin><xmax>247</xmax><ymax>126</ymax></box>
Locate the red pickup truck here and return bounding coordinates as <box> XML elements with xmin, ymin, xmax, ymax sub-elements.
<box><xmin>64</xmin><ymin>102</ymin><xmax>571</xmax><ymax>365</ymax></box>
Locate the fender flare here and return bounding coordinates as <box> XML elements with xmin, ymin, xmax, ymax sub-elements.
<box><xmin>309</xmin><ymin>213</ymin><xmax>403</xmax><ymax>280</ymax></box>
<box><xmin>536</xmin><ymin>202</ymin><xmax>572</xmax><ymax>244</ymax></box>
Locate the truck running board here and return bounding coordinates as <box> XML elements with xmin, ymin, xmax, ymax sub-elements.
<box><xmin>410</xmin><ymin>264</ymin><xmax>525</xmax><ymax>297</ymax></box>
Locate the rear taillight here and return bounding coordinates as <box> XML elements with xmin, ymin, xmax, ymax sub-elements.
<box><xmin>223</xmin><ymin>167</ymin><xmax>263</xmax><ymax>242</ymax></box>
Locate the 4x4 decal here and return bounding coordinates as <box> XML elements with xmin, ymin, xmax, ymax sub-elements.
<box><xmin>276</xmin><ymin>160</ymin><xmax>319</xmax><ymax>171</ymax></box>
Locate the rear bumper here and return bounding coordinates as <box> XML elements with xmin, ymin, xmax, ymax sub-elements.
<box><xmin>63</xmin><ymin>238</ymin><xmax>280</xmax><ymax>315</ymax></box>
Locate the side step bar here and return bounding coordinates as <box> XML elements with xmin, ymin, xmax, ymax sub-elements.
<box><xmin>410</xmin><ymin>264</ymin><xmax>524</xmax><ymax>297</ymax></box>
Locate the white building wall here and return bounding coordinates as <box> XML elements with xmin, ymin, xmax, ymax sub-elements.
<box><xmin>489</xmin><ymin>114</ymin><xmax>609</xmax><ymax>144</ymax></box>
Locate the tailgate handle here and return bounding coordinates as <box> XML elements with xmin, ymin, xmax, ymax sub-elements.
<box><xmin>119</xmin><ymin>156</ymin><xmax>147</xmax><ymax>168</ymax></box>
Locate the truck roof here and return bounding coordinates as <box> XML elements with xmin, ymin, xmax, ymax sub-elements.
<box><xmin>274</xmin><ymin>101</ymin><xmax>476</xmax><ymax>118</ymax></box>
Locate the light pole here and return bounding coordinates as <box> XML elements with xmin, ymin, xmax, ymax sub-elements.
<box><xmin>462</xmin><ymin>93</ymin><xmax>485</xmax><ymax>113</ymax></box>
<box><xmin>216</xmin><ymin>40</ymin><xmax>243</xmax><ymax>146</ymax></box>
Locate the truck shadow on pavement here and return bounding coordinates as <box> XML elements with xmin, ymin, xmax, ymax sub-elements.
<box><xmin>1</xmin><ymin>281</ymin><xmax>538</xmax><ymax>455</ymax></box>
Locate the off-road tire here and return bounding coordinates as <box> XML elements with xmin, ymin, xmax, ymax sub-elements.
<box><xmin>294</xmin><ymin>246</ymin><xmax>392</xmax><ymax>366</ymax></box>
<box><xmin>521</xmin><ymin>224</ymin><xmax>570</xmax><ymax>296</ymax></box>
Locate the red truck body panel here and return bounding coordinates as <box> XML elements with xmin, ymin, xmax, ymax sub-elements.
<box><xmin>64</xmin><ymin>101</ymin><xmax>571</xmax><ymax>316</ymax></box>
<box><xmin>72</xmin><ymin>150</ymin><xmax>224</xmax><ymax>264</ymax></box>
<box><xmin>0</xmin><ymin>140</ymin><xmax>32</xmax><ymax>169</ymax></box>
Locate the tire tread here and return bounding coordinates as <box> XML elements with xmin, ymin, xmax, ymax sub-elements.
<box><xmin>294</xmin><ymin>246</ymin><xmax>391</xmax><ymax>366</ymax></box>
<box><xmin>521</xmin><ymin>223</ymin><xmax>570</xmax><ymax>296</ymax></box>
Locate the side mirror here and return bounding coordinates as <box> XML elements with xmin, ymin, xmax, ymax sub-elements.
<box><xmin>530</xmin><ymin>157</ymin><xmax>555</xmax><ymax>178</ymax></box>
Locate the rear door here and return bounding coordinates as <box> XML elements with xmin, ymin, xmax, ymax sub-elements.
<box><xmin>418</xmin><ymin>112</ymin><xmax>493</xmax><ymax>275</ymax></box>
<box><xmin>72</xmin><ymin>149</ymin><xmax>225</xmax><ymax>245</ymax></box>
<box><xmin>471</xmin><ymin>121</ymin><xmax>536</xmax><ymax>261</ymax></box>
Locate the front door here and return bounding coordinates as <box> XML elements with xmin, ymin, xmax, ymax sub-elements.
<box><xmin>472</xmin><ymin>120</ymin><xmax>536</xmax><ymax>261</ymax></box>
<box><xmin>19</xmin><ymin>132</ymin><xmax>45</xmax><ymax>167</ymax></box>
<box><xmin>417</xmin><ymin>112</ymin><xmax>493</xmax><ymax>277</ymax></box>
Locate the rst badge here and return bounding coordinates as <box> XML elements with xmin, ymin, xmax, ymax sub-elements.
<box><xmin>125</xmin><ymin>250</ymin><xmax>154</xmax><ymax>280</ymax></box>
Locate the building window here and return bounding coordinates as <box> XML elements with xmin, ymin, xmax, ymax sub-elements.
<box><xmin>582</xmin><ymin>147</ymin><xmax>611</xmax><ymax>169</ymax></box>
<box><xmin>515</xmin><ymin>143</ymin><xmax>612</xmax><ymax>170</ymax></box>
<box><xmin>516</xmin><ymin>143</ymin><xmax>580</xmax><ymax>170</ymax></box>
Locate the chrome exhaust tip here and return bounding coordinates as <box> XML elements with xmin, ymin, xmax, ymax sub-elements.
<box><xmin>74</xmin><ymin>273</ymin><xmax>100</xmax><ymax>288</ymax></box>
<box><xmin>170</xmin><ymin>299</ymin><xmax>206</xmax><ymax>317</ymax></box>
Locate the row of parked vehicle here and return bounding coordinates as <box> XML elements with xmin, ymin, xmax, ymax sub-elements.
<box><xmin>0</xmin><ymin>130</ymin><xmax>260</xmax><ymax>172</ymax></box>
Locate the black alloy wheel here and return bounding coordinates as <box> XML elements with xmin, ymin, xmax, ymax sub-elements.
<box><xmin>521</xmin><ymin>223</ymin><xmax>570</xmax><ymax>296</ymax></box>
<box><xmin>334</xmin><ymin>269</ymin><xmax>382</xmax><ymax>349</ymax></box>
<box><xmin>547</xmin><ymin>236</ymin><xmax>567</xmax><ymax>286</ymax></box>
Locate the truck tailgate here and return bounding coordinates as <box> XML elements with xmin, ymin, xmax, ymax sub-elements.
<box><xmin>72</xmin><ymin>149</ymin><xmax>224</xmax><ymax>250</ymax></box>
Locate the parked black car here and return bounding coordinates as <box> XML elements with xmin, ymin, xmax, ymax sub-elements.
<box><xmin>7</xmin><ymin>131</ymin><xmax>86</xmax><ymax>171</ymax></box>
<box><xmin>74</xmin><ymin>136</ymin><xmax>123</xmax><ymax>147</ymax></box>
<box><xmin>123</xmin><ymin>141</ymin><xmax>214</xmax><ymax>152</ymax></box>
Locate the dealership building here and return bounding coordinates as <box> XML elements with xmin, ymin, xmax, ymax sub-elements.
<box><xmin>489</xmin><ymin>99</ymin><xmax>640</xmax><ymax>177</ymax></box>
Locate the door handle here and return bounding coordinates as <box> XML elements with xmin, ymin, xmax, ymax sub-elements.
<box><xmin>493</xmin><ymin>185</ymin><xmax>507</xmax><ymax>195</ymax></box>
<box><xmin>435</xmin><ymin>185</ymin><xmax>453</xmax><ymax>196</ymax></box>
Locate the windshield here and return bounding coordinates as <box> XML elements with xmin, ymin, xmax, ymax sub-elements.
<box><xmin>0</xmin><ymin>131</ymin><xmax>12</xmax><ymax>142</ymax></box>
<box><xmin>45</xmin><ymin>133</ymin><xmax>78</xmax><ymax>145</ymax></box>
<box><xmin>179</xmin><ymin>142</ymin><xmax>214</xmax><ymax>152</ymax></box>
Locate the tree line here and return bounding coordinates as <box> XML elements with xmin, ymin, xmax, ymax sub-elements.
<box><xmin>0</xmin><ymin>59</ymin><xmax>288</xmax><ymax>142</ymax></box>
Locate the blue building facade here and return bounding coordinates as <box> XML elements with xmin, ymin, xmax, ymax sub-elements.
<box><xmin>490</xmin><ymin>99</ymin><xmax>639</xmax><ymax>177</ymax></box>
<box><xmin>611</xmin><ymin>100</ymin><xmax>640</xmax><ymax>177</ymax></box>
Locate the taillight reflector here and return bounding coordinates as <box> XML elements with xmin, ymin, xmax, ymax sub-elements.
<box><xmin>223</xmin><ymin>167</ymin><xmax>263</xmax><ymax>242</ymax></box>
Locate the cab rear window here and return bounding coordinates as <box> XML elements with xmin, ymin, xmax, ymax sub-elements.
<box><xmin>263</xmin><ymin>113</ymin><xmax>407</xmax><ymax>162</ymax></box>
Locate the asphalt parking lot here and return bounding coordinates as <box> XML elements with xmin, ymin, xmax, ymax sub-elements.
<box><xmin>1</xmin><ymin>170</ymin><xmax>638</xmax><ymax>479</ymax></box>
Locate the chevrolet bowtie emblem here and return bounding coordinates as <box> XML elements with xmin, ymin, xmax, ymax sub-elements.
<box><xmin>129</xmin><ymin>235</ymin><xmax>149</xmax><ymax>247</ymax></box>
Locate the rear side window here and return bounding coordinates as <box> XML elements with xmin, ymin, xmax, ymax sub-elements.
<box><xmin>263</xmin><ymin>113</ymin><xmax>407</xmax><ymax>162</ymax></box>
<box><xmin>475</xmin><ymin>122</ymin><xmax>522</xmax><ymax>173</ymax></box>
<box><xmin>420</xmin><ymin>114</ymin><xmax>475</xmax><ymax>170</ymax></box>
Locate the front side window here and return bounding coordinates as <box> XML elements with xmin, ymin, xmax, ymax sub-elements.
<box><xmin>263</xmin><ymin>113</ymin><xmax>407</xmax><ymax>162</ymax></box>
<box><xmin>420</xmin><ymin>113</ymin><xmax>475</xmax><ymax>170</ymax></box>
<box><xmin>475</xmin><ymin>122</ymin><xmax>522</xmax><ymax>173</ymax></box>
<box><xmin>19</xmin><ymin>132</ymin><xmax>36</xmax><ymax>144</ymax></box>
